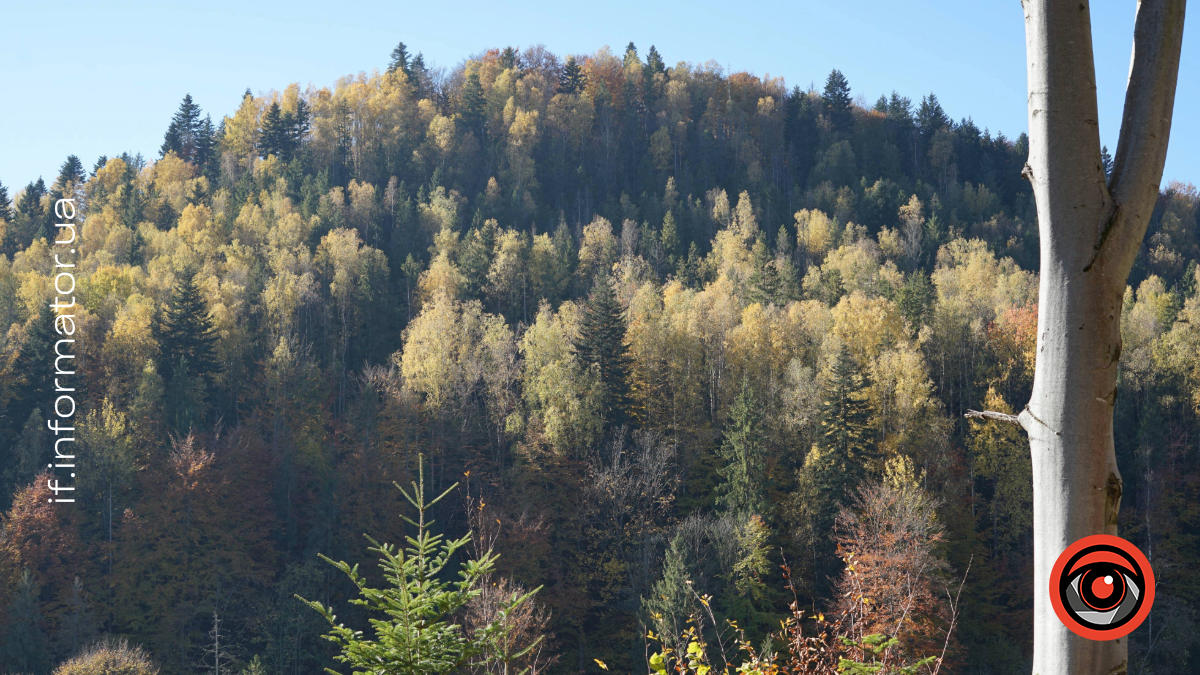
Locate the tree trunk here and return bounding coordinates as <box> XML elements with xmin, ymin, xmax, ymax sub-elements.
<box><xmin>1016</xmin><ymin>1</ymin><xmax>1185</xmax><ymax>673</ymax></box>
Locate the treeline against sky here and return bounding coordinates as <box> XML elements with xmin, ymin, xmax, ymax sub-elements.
<box><xmin>1</xmin><ymin>41</ymin><xmax>1199</xmax><ymax>675</ymax></box>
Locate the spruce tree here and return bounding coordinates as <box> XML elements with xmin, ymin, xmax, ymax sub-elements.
<box><xmin>51</xmin><ymin>154</ymin><xmax>85</xmax><ymax>201</ymax></box>
<box><xmin>1101</xmin><ymin>144</ymin><xmax>1114</xmax><ymax>179</ymax></box>
<box><xmin>0</xmin><ymin>569</ymin><xmax>50</xmax><ymax>675</ymax></box>
<box><xmin>16</xmin><ymin>177</ymin><xmax>47</xmax><ymax>219</ymax></box>
<box><xmin>818</xmin><ymin>344</ymin><xmax>875</xmax><ymax>473</ymax></box>
<box><xmin>559</xmin><ymin>55</ymin><xmax>584</xmax><ymax>95</ymax></box>
<box><xmin>500</xmin><ymin>46</ymin><xmax>519</xmax><ymax>71</ymax></box>
<box><xmin>0</xmin><ymin>179</ymin><xmax>11</xmax><ymax>223</ymax></box>
<box><xmin>642</xmin><ymin>532</ymin><xmax>693</xmax><ymax>652</ymax></box>
<box><xmin>3</xmin><ymin>305</ymin><xmax>55</xmax><ymax>436</ymax></box>
<box><xmin>387</xmin><ymin>41</ymin><xmax>410</xmax><ymax>76</ymax></box>
<box><xmin>461</xmin><ymin>71</ymin><xmax>486</xmax><ymax>140</ymax></box>
<box><xmin>260</xmin><ymin>101</ymin><xmax>290</xmax><ymax>160</ymax></box>
<box><xmin>156</xmin><ymin>268</ymin><xmax>221</xmax><ymax>387</ymax></box>
<box><xmin>915</xmin><ymin>93</ymin><xmax>949</xmax><ymax>139</ymax></box>
<box><xmin>645</xmin><ymin>45</ymin><xmax>666</xmax><ymax>76</ymax></box>
<box><xmin>822</xmin><ymin>68</ymin><xmax>854</xmax><ymax>133</ymax></box>
<box><xmin>161</xmin><ymin>94</ymin><xmax>205</xmax><ymax>161</ymax></box>
<box><xmin>574</xmin><ymin>275</ymin><xmax>634</xmax><ymax>430</ymax></box>
<box><xmin>716</xmin><ymin>381</ymin><xmax>768</xmax><ymax>516</ymax></box>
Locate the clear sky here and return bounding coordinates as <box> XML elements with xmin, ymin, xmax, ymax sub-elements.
<box><xmin>1</xmin><ymin>0</ymin><xmax>1195</xmax><ymax>194</ymax></box>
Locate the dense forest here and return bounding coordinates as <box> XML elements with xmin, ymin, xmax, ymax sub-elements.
<box><xmin>1</xmin><ymin>41</ymin><xmax>1199</xmax><ymax>675</ymax></box>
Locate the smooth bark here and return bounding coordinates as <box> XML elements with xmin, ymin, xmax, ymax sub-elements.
<box><xmin>1013</xmin><ymin>1</ymin><xmax>1185</xmax><ymax>673</ymax></box>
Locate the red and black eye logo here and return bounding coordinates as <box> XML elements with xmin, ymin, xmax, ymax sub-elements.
<box><xmin>1050</xmin><ymin>534</ymin><xmax>1154</xmax><ymax>640</ymax></box>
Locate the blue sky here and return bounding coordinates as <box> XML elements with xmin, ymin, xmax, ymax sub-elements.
<box><xmin>1</xmin><ymin>0</ymin><xmax>1195</xmax><ymax>193</ymax></box>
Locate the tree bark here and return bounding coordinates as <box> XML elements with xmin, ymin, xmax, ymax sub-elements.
<box><xmin>1018</xmin><ymin>1</ymin><xmax>1184</xmax><ymax>673</ymax></box>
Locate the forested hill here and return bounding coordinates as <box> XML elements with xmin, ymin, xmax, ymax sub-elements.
<box><xmin>1</xmin><ymin>41</ymin><xmax>1198</xmax><ymax>675</ymax></box>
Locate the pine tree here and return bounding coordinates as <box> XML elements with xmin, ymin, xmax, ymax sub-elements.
<box><xmin>818</xmin><ymin>345</ymin><xmax>875</xmax><ymax>472</ymax></box>
<box><xmin>500</xmin><ymin>46</ymin><xmax>519</xmax><ymax>71</ymax></box>
<box><xmin>1101</xmin><ymin>144</ymin><xmax>1114</xmax><ymax>179</ymax></box>
<box><xmin>461</xmin><ymin>70</ymin><xmax>486</xmax><ymax>141</ymax></box>
<box><xmin>623</xmin><ymin>41</ymin><xmax>639</xmax><ymax>67</ymax></box>
<box><xmin>715</xmin><ymin>381</ymin><xmax>768</xmax><ymax>516</ymax></box>
<box><xmin>645</xmin><ymin>45</ymin><xmax>666</xmax><ymax>77</ymax></box>
<box><xmin>0</xmin><ymin>569</ymin><xmax>50</xmax><ymax>675</ymax></box>
<box><xmin>915</xmin><ymin>93</ymin><xmax>949</xmax><ymax>139</ymax></box>
<box><xmin>161</xmin><ymin>94</ymin><xmax>205</xmax><ymax>161</ymax></box>
<box><xmin>195</xmin><ymin>113</ymin><xmax>217</xmax><ymax>171</ymax></box>
<box><xmin>156</xmin><ymin>268</ymin><xmax>221</xmax><ymax>386</ymax></box>
<box><xmin>409</xmin><ymin>53</ymin><xmax>429</xmax><ymax>98</ymax></box>
<box><xmin>260</xmin><ymin>101</ymin><xmax>290</xmax><ymax>160</ymax></box>
<box><xmin>291</xmin><ymin>98</ymin><xmax>311</xmax><ymax>154</ymax></box>
<box><xmin>574</xmin><ymin>275</ymin><xmax>635</xmax><ymax>431</ymax></box>
<box><xmin>387</xmin><ymin>41</ymin><xmax>410</xmax><ymax>76</ymax></box>
<box><xmin>2</xmin><ymin>305</ymin><xmax>55</xmax><ymax>436</ymax></box>
<box><xmin>559</xmin><ymin>55</ymin><xmax>585</xmax><ymax>95</ymax></box>
<box><xmin>642</xmin><ymin>532</ymin><xmax>694</xmax><ymax>653</ymax></box>
<box><xmin>16</xmin><ymin>177</ymin><xmax>47</xmax><ymax>219</ymax></box>
<box><xmin>822</xmin><ymin>68</ymin><xmax>854</xmax><ymax>133</ymax></box>
<box><xmin>0</xmin><ymin>179</ymin><xmax>11</xmax><ymax>223</ymax></box>
<box><xmin>51</xmin><ymin>154</ymin><xmax>85</xmax><ymax>202</ymax></box>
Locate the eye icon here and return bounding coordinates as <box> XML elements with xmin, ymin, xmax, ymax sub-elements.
<box><xmin>1050</xmin><ymin>534</ymin><xmax>1154</xmax><ymax>640</ymax></box>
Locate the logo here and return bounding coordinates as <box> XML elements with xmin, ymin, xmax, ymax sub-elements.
<box><xmin>1050</xmin><ymin>534</ymin><xmax>1154</xmax><ymax>640</ymax></box>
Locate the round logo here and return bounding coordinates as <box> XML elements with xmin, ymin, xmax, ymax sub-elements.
<box><xmin>1049</xmin><ymin>534</ymin><xmax>1154</xmax><ymax>640</ymax></box>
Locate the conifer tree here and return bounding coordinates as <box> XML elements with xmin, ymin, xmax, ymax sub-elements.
<box><xmin>461</xmin><ymin>70</ymin><xmax>486</xmax><ymax>141</ymax></box>
<box><xmin>1101</xmin><ymin>144</ymin><xmax>1114</xmax><ymax>179</ymax></box>
<box><xmin>715</xmin><ymin>381</ymin><xmax>768</xmax><ymax>516</ymax></box>
<box><xmin>161</xmin><ymin>93</ymin><xmax>206</xmax><ymax>162</ymax></box>
<box><xmin>645</xmin><ymin>45</ymin><xmax>666</xmax><ymax>77</ymax></box>
<box><xmin>0</xmin><ymin>569</ymin><xmax>50</xmax><ymax>675</ymax></box>
<box><xmin>559</xmin><ymin>55</ymin><xmax>585</xmax><ymax>95</ymax></box>
<box><xmin>388</xmin><ymin>41</ymin><xmax>410</xmax><ymax>76</ymax></box>
<box><xmin>51</xmin><ymin>154</ymin><xmax>85</xmax><ymax>202</ymax></box>
<box><xmin>500</xmin><ymin>46</ymin><xmax>519</xmax><ymax>71</ymax></box>
<box><xmin>915</xmin><ymin>93</ymin><xmax>949</xmax><ymax>139</ymax></box>
<box><xmin>822</xmin><ymin>69</ymin><xmax>854</xmax><ymax>133</ymax></box>
<box><xmin>818</xmin><ymin>345</ymin><xmax>875</xmax><ymax>473</ymax></box>
<box><xmin>260</xmin><ymin>101</ymin><xmax>290</xmax><ymax>160</ymax></box>
<box><xmin>2</xmin><ymin>305</ymin><xmax>55</xmax><ymax>436</ymax></box>
<box><xmin>156</xmin><ymin>268</ymin><xmax>221</xmax><ymax>387</ymax></box>
<box><xmin>574</xmin><ymin>275</ymin><xmax>634</xmax><ymax>430</ymax></box>
<box><xmin>623</xmin><ymin>41</ymin><xmax>639</xmax><ymax>67</ymax></box>
<box><xmin>642</xmin><ymin>532</ymin><xmax>693</xmax><ymax>653</ymax></box>
<box><xmin>0</xmin><ymin>180</ymin><xmax>11</xmax><ymax>223</ymax></box>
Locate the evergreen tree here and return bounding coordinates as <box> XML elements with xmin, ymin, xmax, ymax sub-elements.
<box><xmin>1</xmin><ymin>569</ymin><xmax>51</xmax><ymax>675</ymax></box>
<box><xmin>642</xmin><ymin>532</ymin><xmax>693</xmax><ymax>653</ymax></box>
<box><xmin>915</xmin><ymin>93</ymin><xmax>950</xmax><ymax>139</ymax></box>
<box><xmin>260</xmin><ymin>101</ymin><xmax>290</xmax><ymax>160</ymax></box>
<box><xmin>461</xmin><ymin>70</ymin><xmax>486</xmax><ymax>141</ymax></box>
<box><xmin>387</xmin><ymin>41</ymin><xmax>410</xmax><ymax>76</ymax></box>
<box><xmin>291</xmin><ymin>98</ymin><xmax>311</xmax><ymax>155</ymax></box>
<box><xmin>0</xmin><ymin>179</ymin><xmax>11</xmax><ymax>223</ymax></box>
<box><xmin>817</xmin><ymin>345</ymin><xmax>876</xmax><ymax>472</ymax></box>
<box><xmin>160</xmin><ymin>93</ymin><xmax>206</xmax><ymax>162</ymax></box>
<box><xmin>2</xmin><ymin>305</ymin><xmax>56</xmax><ymax>436</ymax></box>
<box><xmin>623</xmin><ymin>41</ymin><xmax>639</xmax><ymax>67</ymax></box>
<box><xmin>574</xmin><ymin>275</ymin><xmax>635</xmax><ymax>430</ymax></box>
<box><xmin>822</xmin><ymin>68</ymin><xmax>854</xmax><ymax>133</ymax></box>
<box><xmin>715</xmin><ymin>381</ymin><xmax>768</xmax><ymax>516</ymax></box>
<box><xmin>16</xmin><ymin>177</ymin><xmax>47</xmax><ymax>219</ymax></box>
<box><xmin>409</xmin><ymin>53</ymin><xmax>429</xmax><ymax>98</ymax></box>
<box><xmin>1101</xmin><ymin>144</ymin><xmax>1114</xmax><ymax>179</ymax></box>
<box><xmin>559</xmin><ymin>55</ymin><xmax>585</xmax><ymax>95</ymax></box>
<box><xmin>195</xmin><ymin>113</ymin><xmax>217</xmax><ymax>171</ymax></box>
<box><xmin>300</xmin><ymin>456</ymin><xmax>541</xmax><ymax>675</ymax></box>
<box><xmin>51</xmin><ymin>154</ymin><xmax>85</xmax><ymax>202</ymax></box>
<box><xmin>156</xmin><ymin>268</ymin><xmax>221</xmax><ymax>387</ymax></box>
<box><xmin>500</xmin><ymin>46</ymin><xmax>519</xmax><ymax>71</ymax></box>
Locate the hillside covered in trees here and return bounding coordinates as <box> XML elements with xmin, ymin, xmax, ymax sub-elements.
<box><xmin>1</xmin><ymin>41</ymin><xmax>1199</xmax><ymax>675</ymax></box>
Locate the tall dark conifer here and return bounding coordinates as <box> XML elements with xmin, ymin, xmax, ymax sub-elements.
<box><xmin>161</xmin><ymin>94</ymin><xmax>205</xmax><ymax>162</ymax></box>
<box><xmin>0</xmin><ymin>180</ymin><xmax>12</xmax><ymax>223</ymax></box>
<box><xmin>559</xmin><ymin>56</ymin><xmax>585</xmax><ymax>95</ymax></box>
<box><xmin>387</xmin><ymin>42</ymin><xmax>410</xmax><ymax>75</ymax></box>
<box><xmin>574</xmin><ymin>275</ymin><xmax>634</xmax><ymax>431</ymax></box>
<box><xmin>822</xmin><ymin>69</ymin><xmax>854</xmax><ymax>133</ymax></box>
<box><xmin>817</xmin><ymin>345</ymin><xmax>875</xmax><ymax>474</ymax></box>
<box><xmin>260</xmin><ymin>101</ymin><xmax>290</xmax><ymax>160</ymax></box>
<box><xmin>156</xmin><ymin>268</ymin><xmax>221</xmax><ymax>386</ymax></box>
<box><xmin>461</xmin><ymin>71</ymin><xmax>486</xmax><ymax>141</ymax></box>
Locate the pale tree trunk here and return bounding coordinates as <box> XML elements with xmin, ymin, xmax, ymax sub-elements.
<box><xmin>966</xmin><ymin>1</ymin><xmax>1184</xmax><ymax>673</ymax></box>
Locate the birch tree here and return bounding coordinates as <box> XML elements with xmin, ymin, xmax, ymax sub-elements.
<box><xmin>968</xmin><ymin>2</ymin><xmax>1185</xmax><ymax>673</ymax></box>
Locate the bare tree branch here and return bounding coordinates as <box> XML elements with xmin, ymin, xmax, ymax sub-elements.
<box><xmin>964</xmin><ymin>409</ymin><xmax>1022</xmax><ymax>425</ymax></box>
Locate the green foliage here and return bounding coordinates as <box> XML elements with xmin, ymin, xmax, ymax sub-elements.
<box><xmin>837</xmin><ymin>634</ymin><xmax>937</xmax><ymax>675</ymax></box>
<box><xmin>574</xmin><ymin>275</ymin><xmax>634</xmax><ymax>431</ymax></box>
<box><xmin>715</xmin><ymin>381</ymin><xmax>767</xmax><ymax>516</ymax></box>
<box><xmin>1</xmin><ymin>569</ymin><xmax>51</xmax><ymax>675</ymax></box>
<box><xmin>299</xmin><ymin>456</ymin><xmax>541</xmax><ymax>675</ymax></box>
